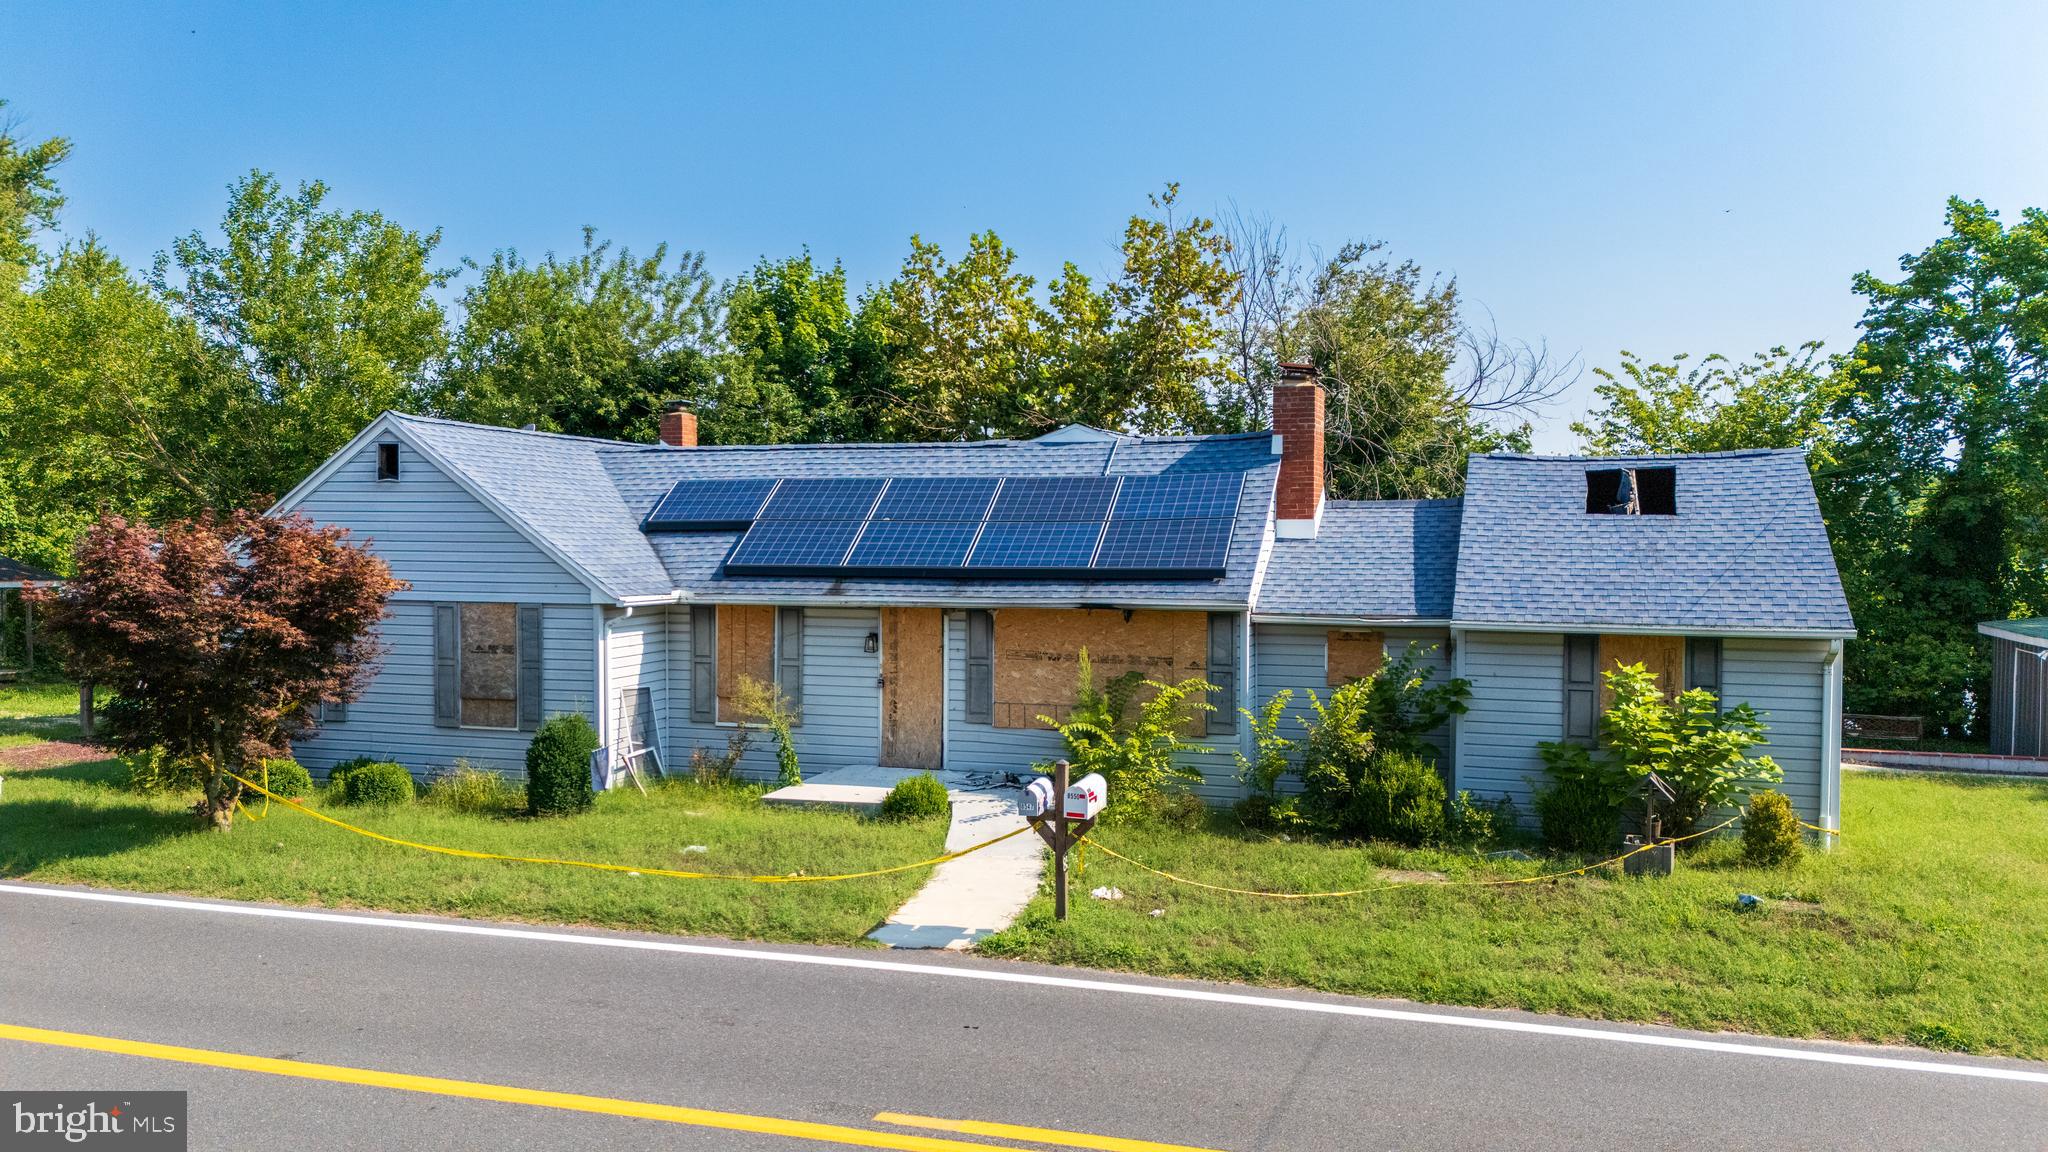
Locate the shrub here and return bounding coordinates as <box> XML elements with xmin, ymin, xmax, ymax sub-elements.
<box><xmin>1533</xmin><ymin>741</ymin><xmax>1626</xmax><ymax>853</ymax></box>
<box><xmin>1742</xmin><ymin>789</ymin><xmax>1804</xmax><ymax>867</ymax></box>
<box><xmin>879</xmin><ymin>772</ymin><xmax>951</xmax><ymax>821</ymax></box>
<box><xmin>341</xmin><ymin>760</ymin><xmax>414</xmax><ymax>806</ymax></box>
<box><xmin>255</xmin><ymin>757</ymin><xmax>313</xmax><ymax>799</ymax></box>
<box><xmin>1597</xmin><ymin>662</ymin><xmax>1782</xmax><ymax>838</ymax></box>
<box><xmin>326</xmin><ymin>755</ymin><xmax>383</xmax><ymax>793</ymax></box>
<box><xmin>1039</xmin><ymin>649</ymin><xmax>1212</xmax><ymax>826</ymax></box>
<box><xmin>1234</xmin><ymin>690</ymin><xmax>1296</xmax><ymax>805</ymax></box>
<box><xmin>690</xmin><ymin>729</ymin><xmax>752</xmax><ymax>786</ymax></box>
<box><xmin>731</xmin><ymin>675</ymin><xmax>801</xmax><ymax>787</ymax></box>
<box><xmin>1446</xmin><ymin>789</ymin><xmax>1516</xmax><ymax>847</ymax></box>
<box><xmin>425</xmin><ymin>762</ymin><xmax>519</xmax><ymax>815</ymax></box>
<box><xmin>119</xmin><ymin>746</ymin><xmax>204</xmax><ymax>794</ymax></box>
<box><xmin>1301</xmin><ymin>747</ymin><xmax>1446</xmax><ymax>845</ymax></box>
<box><xmin>526</xmin><ymin>713</ymin><xmax>599</xmax><ymax>816</ymax></box>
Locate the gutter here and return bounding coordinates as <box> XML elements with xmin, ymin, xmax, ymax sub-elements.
<box><xmin>1449</xmin><ymin>619</ymin><xmax>1857</xmax><ymax>642</ymax></box>
<box><xmin>1252</xmin><ymin>614</ymin><xmax>1452</xmax><ymax>628</ymax></box>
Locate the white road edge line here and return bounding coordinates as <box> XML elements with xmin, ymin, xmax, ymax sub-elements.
<box><xmin>6</xmin><ymin>882</ymin><xmax>2045</xmax><ymax>1086</ymax></box>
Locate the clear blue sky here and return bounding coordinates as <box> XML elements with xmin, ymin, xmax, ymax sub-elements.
<box><xmin>6</xmin><ymin>1</ymin><xmax>2045</xmax><ymax>448</ymax></box>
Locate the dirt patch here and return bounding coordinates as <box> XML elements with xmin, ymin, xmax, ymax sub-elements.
<box><xmin>0</xmin><ymin>740</ymin><xmax>107</xmax><ymax>770</ymax></box>
<box><xmin>1377</xmin><ymin>868</ymin><xmax>1449</xmax><ymax>884</ymax></box>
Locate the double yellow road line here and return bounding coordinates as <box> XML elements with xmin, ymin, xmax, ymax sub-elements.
<box><xmin>0</xmin><ymin>1022</ymin><xmax>1223</xmax><ymax>1152</ymax></box>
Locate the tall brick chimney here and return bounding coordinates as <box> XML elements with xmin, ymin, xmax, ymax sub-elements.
<box><xmin>1272</xmin><ymin>362</ymin><xmax>1324</xmax><ymax>538</ymax></box>
<box><xmin>659</xmin><ymin>402</ymin><xmax>698</xmax><ymax>448</ymax></box>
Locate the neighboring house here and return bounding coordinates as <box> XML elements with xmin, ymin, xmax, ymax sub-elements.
<box><xmin>1977</xmin><ymin>619</ymin><xmax>2048</xmax><ymax>757</ymax></box>
<box><xmin>272</xmin><ymin>364</ymin><xmax>1854</xmax><ymax>828</ymax></box>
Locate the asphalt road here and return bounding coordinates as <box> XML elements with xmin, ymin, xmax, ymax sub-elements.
<box><xmin>2</xmin><ymin>882</ymin><xmax>2044</xmax><ymax>1151</ymax></box>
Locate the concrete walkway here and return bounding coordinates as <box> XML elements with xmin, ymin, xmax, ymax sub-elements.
<box><xmin>868</xmin><ymin>785</ymin><xmax>1045</xmax><ymax>950</ymax></box>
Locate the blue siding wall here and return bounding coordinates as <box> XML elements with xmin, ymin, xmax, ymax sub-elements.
<box><xmin>663</xmin><ymin>606</ymin><xmax>881</xmax><ymax>782</ymax></box>
<box><xmin>290</xmin><ymin>436</ymin><xmax>598</xmax><ymax>778</ymax></box>
<box><xmin>1250</xmin><ymin>623</ymin><xmax>1455</xmax><ymax>795</ymax></box>
<box><xmin>945</xmin><ymin>610</ymin><xmax>1244</xmax><ymax>801</ymax></box>
<box><xmin>1453</xmin><ymin>631</ymin><xmax>1831</xmax><ymax>823</ymax></box>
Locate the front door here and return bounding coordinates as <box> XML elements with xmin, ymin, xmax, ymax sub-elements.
<box><xmin>880</xmin><ymin>607</ymin><xmax>944</xmax><ymax>770</ymax></box>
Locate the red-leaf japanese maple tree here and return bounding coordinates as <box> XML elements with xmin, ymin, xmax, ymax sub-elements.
<box><xmin>32</xmin><ymin>511</ymin><xmax>404</xmax><ymax>829</ymax></box>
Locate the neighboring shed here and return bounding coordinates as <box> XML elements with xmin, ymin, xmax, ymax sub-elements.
<box><xmin>1979</xmin><ymin>619</ymin><xmax>2048</xmax><ymax>757</ymax></box>
<box><xmin>0</xmin><ymin>554</ymin><xmax>59</xmax><ymax>672</ymax></box>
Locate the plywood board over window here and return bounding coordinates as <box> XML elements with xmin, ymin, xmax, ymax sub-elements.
<box><xmin>993</xmin><ymin>608</ymin><xmax>1209</xmax><ymax>733</ymax></box>
<box><xmin>1325</xmin><ymin>630</ymin><xmax>1386</xmax><ymax>685</ymax></box>
<box><xmin>1599</xmin><ymin>633</ymin><xmax>1685</xmax><ymax>707</ymax></box>
<box><xmin>716</xmin><ymin>604</ymin><xmax>776</xmax><ymax>722</ymax></box>
<box><xmin>460</xmin><ymin>602</ymin><xmax>518</xmax><ymax>729</ymax></box>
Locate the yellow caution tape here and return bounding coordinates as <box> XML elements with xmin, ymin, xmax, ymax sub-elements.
<box><xmin>224</xmin><ymin>770</ymin><xmax>1031</xmax><ymax>884</ymax></box>
<box><xmin>1077</xmin><ymin>815</ymin><xmax>1747</xmax><ymax>900</ymax></box>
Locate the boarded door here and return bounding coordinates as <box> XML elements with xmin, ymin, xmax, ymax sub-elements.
<box><xmin>881</xmin><ymin>607</ymin><xmax>944</xmax><ymax>769</ymax></box>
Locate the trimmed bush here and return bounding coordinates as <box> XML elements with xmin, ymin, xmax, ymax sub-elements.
<box><xmin>879</xmin><ymin>772</ymin><xmax>950</xmax><ymax>821</ymax></box>
<box><xmin>341</xmin><ymin>760</ymin><xmax>415</xmax><ymax>806</ymax></box>
<box><xmin>255</xmin><ymin>757</ymin><xmax>313</xmax><ymax>799</ymax></box>
<box><xmin>424</xmin><ymin>763</ymin><xmax>519</xmax><ymax>814</ymax></box>
<box><xmin>526</xmin><ymin>714</ymin><xmax>599</xmax><ymax>816</ymax></box>
<box><xmin>1743</xmin><ymin>789</ymin><xmax>1804</xmax><ymax>867</ymax></box>
<box><xmin>326</xmin><ymin>755</ymin><xmax>382</xmax><ymax>793</ymax></box>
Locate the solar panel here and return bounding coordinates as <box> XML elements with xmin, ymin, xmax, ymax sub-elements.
<box><xmin>871</xmin><ymin>477</ymin><xmax>1000</xmax><ymax>521</ymax></box>
<box><xmin>987</xmin><ymin>476</ymin><xmax>1120</xmax><ymax>521</ymax></box>
<box><xmin>758</xmin><ymin>477</ymin><xmax>886</xmax><ymax>521</ymax></box>
<box><xmin>723</xmin><ymin>519</ymin><xmax>864</xmax><ymax>572</ymax></box>
<box><xmin>1092</xmin><ymin>517</ymin><xmax>1233</xmax><ymax>574</ymax></box>
<box><xmin>966</xmin><ymin>521</ymin><xmax>1105</xmax><ymax>571</ymax></box>
<box><xmin>643</xmin><ymin>478</ymin><xmax>778</xmax><ymax>530</ymax></box>
<box><xmin>1108</xmin><ymin>472</ymin><xmax>1244</xmax><ymax>520</ymax></box>
<box><xmin>844</xmin><ymin>520</ymin><xmax>981</xmax><ymax>569</ymax></box>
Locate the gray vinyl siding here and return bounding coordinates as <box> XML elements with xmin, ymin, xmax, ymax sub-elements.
<box><xmin>1452</xmin><ymin>631</ymin><xmax>1565</xmax><ymax>814</ymax></box>
<box><xmin>944</xmin><ymin>610</ymin><xmax>1245</xmax><ymax>802</ymax></box>
<box><xmin>290</xmin><ymin>437</ymin><xmax>598</xmax><ymax>779</ymax></box>
<box><xmin>1721</xmin><ymin>638</ymin><xmax>1830</xmax><ymax>823</ymax></box>
<box><xmin>292</xmin><ymin>437</ymin><xmax>590</xmax><ymax>601</ymax></box>
<box><xmin>663</xmin><ymin>607</ymin><xmax>881</xmax><ymax>782</ymax></box>
<box><xmin>295</xmin><ymin>601</ymin><xmax>595</xmax><ymax>777</ymax></box>
<box><xmin>1250</xmin><ymin>624</ymin><xmax>1455</xmax><ymax>796</ymax></box>
<box><xmin>1452</xmin><ymin>631</ymin><xmax>1832</xmax><ymax>824</ymax></box>
<box><xmin>602</xmin><ymin>608</ymin><xmax>667</xmax><ymax>785</ymax></box>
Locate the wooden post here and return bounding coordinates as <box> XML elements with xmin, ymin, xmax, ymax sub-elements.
<box><xmin>0</xmin><ymin>589</ymin><xmax>10</xmax><ymax>666</ymax></box>
<box><xmin>79</xmin><ymin>682</ymin><xmax>94</xmax><ymax>739</ymax></box>
<box><xmin>1053</xmin><ymin>759</ymin><xmax>1070</xmax><ymax>922</ymax></box>
<box><xmin>22</xmin><ymin>595</ymin><xmax>31</xmax><ymax>672</ymax></box>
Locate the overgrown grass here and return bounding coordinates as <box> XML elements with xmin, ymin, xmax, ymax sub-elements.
<box><xmin>0</xmin><ymin>757</ymin><xmax>948</xmax><ymax>946</ymax></box>
<box><xmin>0</xmin><ymin>679</ymin><xmax>98</xmax><ymax>748</ymax></box>
<box><xmin>982</xmin><ymin>772</ymin><xmax>2048</xmax><ymax>1059</ymax></box>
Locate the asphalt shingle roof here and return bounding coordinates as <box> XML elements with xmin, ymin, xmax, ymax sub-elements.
<box><xmin>391</xmin><ymin>414</ymin><xmax>1278</xmax><ymax>606</ymax></box>
<box><xmin>1258</xmin><ymin>499</ymin><xmax>1461</xmax><ymax>619</ymax></box>
<box><xmin>0</xmin><ymin>554</ymin><xmax>59</xmax><ymax>586</ymax></box>
<box><xmin>1451</xmin><ymin>449</ymin><xmax>1855</xmax><ymax>635</ymax></box>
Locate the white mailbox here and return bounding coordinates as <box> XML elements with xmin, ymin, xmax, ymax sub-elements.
<box><xmin>1019</xmin><ymin>775</ymin><xmax>1058</xmax><ymax>818</ymax></box>
<box><xmin>1062</xmin><ymin>773</ymin><xmax>1108</xmax><ymax>821</ymax></box>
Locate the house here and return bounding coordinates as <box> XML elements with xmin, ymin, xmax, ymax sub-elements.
<box><xmin>272</xmin><ymin>364</ymin><xmax>1854</xmax><ymax>829</ymax></box>
<box><xmin>1977</xmin><ymin>619</ymin><xmax>2048</xmax><ymax>757</ymax></box>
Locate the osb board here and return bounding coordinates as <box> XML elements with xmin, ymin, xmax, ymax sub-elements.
<box><xmin>881</xmin><ymin>607</ymin><xmax>945</xmax><ymax>770</ymax></box>
<box><xmin>1600</xmin><ymin>633</ymin><xmax>1685</xmax><ymax>706</ymax></box>
<box><xmin>716</xmin><ymin>604</ymin><xmax>776</xmax><ymax>722</ymax></box>
<box><xmin>993</xmin><ymin>608</ymin><xmax>1208</xmax><ymax>733</ymax></box>
<box><xmin>1325</xmin><ymin>630</ymin><xmax>1386</xmax><ymax>685</ymax></box>
<box><xmin>460</xmin><ymin>602</ymin><xmax>517</xmax><ymax>729</ymax></box>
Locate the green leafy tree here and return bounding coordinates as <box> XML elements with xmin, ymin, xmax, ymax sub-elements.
<box><xmin>1572</xmin><ymin>344</ymin><xmax>1854</xmax><ymax>465</ymax></box>
<box><xmin>434</xmin><ymin>228</ymin><xmax>718</xmax><ymax>442</ymax></box>
<box><xmin>720</xmin><ymin>252</ymin><xmax>891</xmax><ymax>443</ymax></box>
<box><xmin>0</xmin><ymin>99</ymin><xmax>70</xmax><ymax>290</ymax></box>
<box><xmin>1101</xmin><ymin>184</ymin><xmax>1238</xmax><ymax>434</ymax></box>
<box><xmin>152</xmin><ymin>171</ymin><xmax>451</xmax><ymax>503</ymax></box>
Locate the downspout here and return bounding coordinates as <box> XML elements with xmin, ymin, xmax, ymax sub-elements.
<box><xmin>593</xmin><ymin>605</ymin><xmax>609</xmax><ymax>789</ymax></box>
<box><xmin>1821</xmin><ymin>639</ymin><xmax>1844</xmax><ymax>846</ymax></box>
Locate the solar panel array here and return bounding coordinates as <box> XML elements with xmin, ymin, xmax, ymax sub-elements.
<box><xmin>647</xmin><ymin>473</ymin><xmax>1243</xmax><ymax>579</ymax></box>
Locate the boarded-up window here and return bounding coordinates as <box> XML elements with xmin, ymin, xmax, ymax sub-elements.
<box><xmin>460</xmin><ymin>603</ymin><xmax>519</xmax><ymax>729</ymax></box>
<box><xmin>992</xmin><ymin>609</ymin><xmax>1208</xmax><ymax>733</ymax></box>
<box><xmin>1599</xmin><ymin>633</ymin><xmax>1685</xmax><ymax>707</ymax></box>
<box><xmin>1325</xmin><ymin>630</ymin><xmax>1386</xmax><ymax>685</ymax></box>
<box><xmin>716</xmin><ymin>604</ymin><xmax>776</xmax><ymax>722</ymax></box>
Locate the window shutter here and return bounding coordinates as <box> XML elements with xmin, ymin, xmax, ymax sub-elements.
<box><xmin>965</xmin><ymin>610</ymin><xmax>994</xmax><ymax>724</ymax></box>
<box><xmin>1206</xmin><ymin>612</ymin><xmax>1236</xmax><ymax>736</ymax></box>
<box><xmin>433</xmin><ymin>604</ymin><xmax>460</xmax><ymax>728</ymax></box>
<box><xmin>1563</xmin><ymin>634</ymin><xmax>1598</xmax><ymax>741</ymax></box>
<box><xmin>690</xmin><ymin>605</ymin><xmax>716</xmax><ymax>724</ymax></box>
<box><xmin>1686</xmin><ymin>637</ymin><xmax>1722</xmax><ymax>700</ymax></box>
<box><xmin>777</xmin><ymin>607</ymin><xmax>804</xmax><ymax>721</ymax></box>
<box><xmin>517</xmin><ymin>605</ymin><xmax>544</xmax><ymax>730</ymax></box>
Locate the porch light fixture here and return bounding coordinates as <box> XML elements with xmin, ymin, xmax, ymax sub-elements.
<box><xmin>865</xmin><ymin>632</ymin><xmax>879</xmax><ymax>653</ymax></box>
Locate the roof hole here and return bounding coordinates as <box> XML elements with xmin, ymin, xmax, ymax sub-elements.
<box><xmin>1586</xmin><ymin>466</ymin><xmax>1675</xmax><ymax>515</ymax></box>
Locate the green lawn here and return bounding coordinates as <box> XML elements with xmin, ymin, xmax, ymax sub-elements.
<box><xmin>982</xmin><ymin>772</ymin><xmax>2048</xmax><ymax>1059</ymax></box>
<box><xmin>0</xmin><ymin>678</ymin><xmax>96</xmax><ymax>748</ymax></box>
<box><xmin>0</xmin><ymin>755</ymin><xmax>948</xmax><ymax>946</ymax></box>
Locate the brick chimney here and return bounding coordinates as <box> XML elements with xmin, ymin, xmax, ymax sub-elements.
<box><xmin>1272</xmin><ymin>362</ymin><xmax>1324</xmax><ymax>538</ymax></box>
<box><xmin>659</xmin><ymin>402</ymin><xmax>698</xmax><ymax>448</ymax></box>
